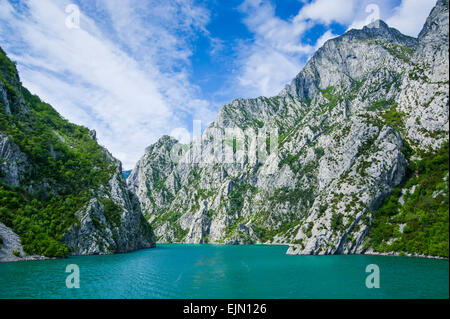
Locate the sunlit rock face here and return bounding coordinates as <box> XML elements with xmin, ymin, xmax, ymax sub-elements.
<box><xmin>129</xmin><ymin>0</ymin><xmax>448</xmax><ymax>255</ymax></box>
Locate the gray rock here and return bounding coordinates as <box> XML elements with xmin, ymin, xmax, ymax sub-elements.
<box><xmin>0</xmin><ymin>222</ymin><xmax>47</xmax><ymax>262</ymax></box>
<box><xmin>63</xmin><ymin>158</ymin><xmax>155</xmax><ymax>255</ymax></box>
<box><xmin>0</xmin><ymin>133</ymin><xmax>28</xmax><ymax>187</ymax></box>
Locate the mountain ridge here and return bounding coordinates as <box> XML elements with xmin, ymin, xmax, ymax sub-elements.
<box><xmin>0</xmin><ymin>48</ymin><xmax>155</xmax><ymax>262</ymax></box>
<box><xmin>128</xmin><ymin>0</ymin><xmax>448</xmax><ymax>257</ymax></box>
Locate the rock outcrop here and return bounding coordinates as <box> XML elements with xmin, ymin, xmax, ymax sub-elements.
<box><xmin>0</xmin><ymin>222</ymin><xmax>48</xmax><ymax>262</ymax></box>
<box><xmin>0</xmin><ymin>132</ymin><xmax>28</xmax><ymax>187</ymax></box>
<box><xmin>62</xmin><ymin>160</ymin><xmax>155</xmax><ymax>255</ymax></box>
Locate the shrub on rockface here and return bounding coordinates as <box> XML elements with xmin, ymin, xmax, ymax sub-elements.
<box><xmin>369</xmin><ymin>142</ymin><xmax>449</xmax><ymax>257</ymax></box>
<box><xmin>0</xmin><ymin>48</ymin><xmax>116</xmax><ymax>258</ymax></box>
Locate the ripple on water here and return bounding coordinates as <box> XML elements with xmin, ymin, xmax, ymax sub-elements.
<box><xmin>0</xmin><ymin>245</ymin><xmax>448</xmax><ymax>299</ymax></box>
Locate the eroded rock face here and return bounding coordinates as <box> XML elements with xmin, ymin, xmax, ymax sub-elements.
<box><xmin>0</xmin><ymin>133</ymin><xmax>28</xmax><ymax>187</ymax></box>
<box><xmin>0</xmin><ymin>131</ymin><xmax>155</xmax><ymax>258</ymax></box>
<box><xmin>63</xmin><ymin>163</ymin><xmax>155</xmax><ymax>255</ymax></box>
<box><xmin>129</xmin><ymin>1</ymin><xmax>448</xmax><ymax>254</ymax></box>
<box><xmin>127</xmin><ymin>136</ymin><xmax>180</xmax><ymax>223</ymax></box>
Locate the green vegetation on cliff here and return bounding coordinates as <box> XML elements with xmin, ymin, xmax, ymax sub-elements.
<box><xmin>0</xmin><ymin>48</ymin><xmax>115</xmax><ymax>257</ymax></box>
<box><xmin>368</xmin><ymin>142</ymin><xmax>449</xmax><ymax>257</ymax></box>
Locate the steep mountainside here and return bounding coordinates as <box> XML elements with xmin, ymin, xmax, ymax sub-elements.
<box><xmin>0</xmin><ymin>48</ymin><xmax>155</xmax><ymax>261</ymax></box>
<box><xmin>128</xmin><ymin>0</ymin><xmax>448</xmax><ymax>257</ymax></box>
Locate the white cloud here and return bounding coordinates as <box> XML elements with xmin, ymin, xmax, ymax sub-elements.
<box><xmin>169</xmin><ymin>127</ymin><xmax>191</xmax><ymax>144</ymax></box>
<box><xmin>346</xmin><ymin>0</ymin><xmax>437</xmax><ymax>37</ymax></box>
<box><xmin>0</xmin><ymin>0</ymin><xmax>213</xmax><ymax>169</ymax></box>
<box><xmin>240</xmin><ymin>0</ymin><xmax>313</xmax><ymax>54</ymax></box>
<box><xmin>238</xmin><ymin>49</ymin><xmax>304</xmax><ymax>97</ymax></box>
<box><xmin>386</xmin><ymin>0</ymin><xmax>437</xmax><ymax>37</ymax></box>
<box><xmin>297</xmin><ymin>0</ymin><xmax>357</xmax><ymax>25</ymax></box>
<box><xmin>346</xmin><ymin>2</ymin><xmax>384</xmax><ymax>31</ymax></box>
<box><xmin>235</xmin><ymin>0</ymin><xmax>315</xmax><ymax>97</ymax></box>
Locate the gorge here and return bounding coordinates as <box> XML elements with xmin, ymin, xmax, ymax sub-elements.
<box><xmin>0</xmin><ymin>0</ymin><xmax>449</xmax><ymax>263</ymax></box>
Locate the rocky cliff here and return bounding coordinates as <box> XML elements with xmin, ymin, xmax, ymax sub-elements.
<box><xmin>128</xmin><ymin>0</ymin><xmax>448</xmax><ymax>257</ymax></box>
<box><xmin>0</xmin><ymin>47</ymin><xmax>155</xmax><ymax>261</ymax></box>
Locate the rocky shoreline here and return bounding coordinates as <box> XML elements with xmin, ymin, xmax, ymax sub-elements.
<box><xmin>361</xmin><ymin>250</ymin><xmax>449</xmax><ymax>260</ymax></box>
<box><xmin>286</xmin><ymin>243</ymin><xmax>448</xmax><ymax>260</ymax></box>
<box><xmin>0</xmin><ymin>255</ymin><xmax>51</xmax><ymax>263</ymax></box>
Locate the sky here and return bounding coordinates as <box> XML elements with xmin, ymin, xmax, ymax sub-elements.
<box><xmin>0</xmin><ymin>0</ymin><xmax>437</xmax><ymax>169</ymax></box>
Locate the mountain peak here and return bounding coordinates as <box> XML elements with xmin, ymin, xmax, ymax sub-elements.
<box><xmin>280</xmin><ymin>17</ymin><xmax>418</xmax><ymax>99</ymax></box>
<box><xmin>159</xmin><ymin>135</ymin><xmax>178</xmax><ymax>143</ymax></box>
<box><xmin>343</xmin><ymin>19</ymin><xmax>417</xmax><ymax>45</ymax></box>
<box><xmin>365</xmin><ymin>19</ymin><xmax>389</xmax><ymax>30</ymax></box>
<box><xmin>144</xmin><ymin>135</ymin><xmax>179</xmax><ymax>154</ymax></box>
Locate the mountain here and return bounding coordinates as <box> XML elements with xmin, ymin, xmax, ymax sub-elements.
<box><xmin>0</xmin><ymin>48</ymin><xmax>155</xmax><ymax>262</ymax></box>
<box><xmin>128</xmin><ymin>0</ymin><xmax>449</xmax><ymax>257</ymax></box>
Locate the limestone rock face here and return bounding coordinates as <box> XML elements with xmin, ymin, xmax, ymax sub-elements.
<box><xmin>63</xmin><ymin>161</ymin><xmax>155</xmax><ymax>255</ymax></box>
<box><xmin>128</xmin><ymin>136</ymin><xmax>180</xmax><ymax>223</ymax></box>
<box><xmin>0</xmin><ymin>133</ymin><xmax>28</xmax><ymax>187</ymax></box>
<box><xmin>130</xmin><ymin>1</ymin><xmax>448</xmax><ymax>254</ymax></box>
<box><xmin>395</xmin><ymin>0</ymin><xmax>449</xmax><ymax>151</ymax></box>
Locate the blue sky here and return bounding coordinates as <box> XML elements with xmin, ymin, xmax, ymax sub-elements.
<box><xmin>0</xmin><ymin>0</ymin><xmax>437</xmax><ymax>169</ymax></box>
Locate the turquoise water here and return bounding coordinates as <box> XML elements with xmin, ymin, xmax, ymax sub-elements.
<box><xmin>0</xmin><ymin>244</ymin><xmax>448</xmax><ymax>299</ymax></box>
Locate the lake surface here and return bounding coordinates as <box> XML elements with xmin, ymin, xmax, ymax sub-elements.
<box><xmin>0</xmin><ymin>244</ymin><xmax>448</xmax><ymax>299</ymax></box>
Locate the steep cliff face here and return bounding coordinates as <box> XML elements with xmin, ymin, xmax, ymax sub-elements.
<box><xmin>0</xmin><ymin>132</ymin><xmax>29</xmax><ymax>187</ymax></box>
<box><xmin>0</xmin><ymin>48</ymin><xmax>155</xmax><ymax>261</ymax></box>
<box><xmin>395</xmin><ymin>0</ymin><xmax>449</xmax><ymax>151</ymax></box>
<box><xmin>128</xmin><ymin>136</ymin><xmax>181</xmax><ymax>222</ymax></box>
<box><xmin>61</xmin><ymin>159</ymin><xmax>155</xmax><ymax>256</ymax></box>
<box><xmin>129</xmin><ymin>0</ymin><xmax>448</xmax><ymax>256</ymax></box>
